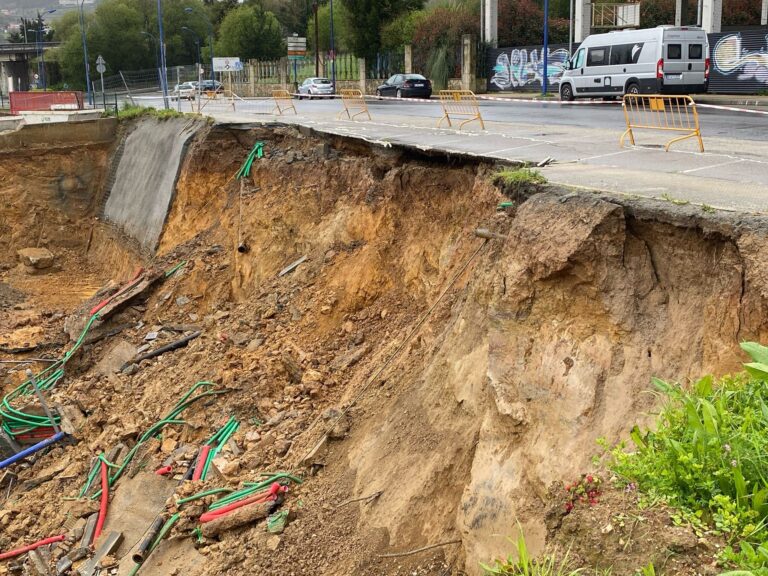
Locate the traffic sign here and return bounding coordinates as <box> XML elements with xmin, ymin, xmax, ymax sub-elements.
<box><xmin>212</xmin><ymin>57</ymin><xmax>243</xmax><ymax>72</ymax></box>
<box><xmin>287</xmin><ymin>36</ymin><xmax>307</xmax><ymax>59</ymax></box>
<box><xmin>96</xmin><ymin>55</ymin><xmax>106</xmax><ymax>75</ymax></box>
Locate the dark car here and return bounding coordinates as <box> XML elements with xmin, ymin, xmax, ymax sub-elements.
<box><xmin>375</xmin><ymin>74</ymin><xmax>432</xmax><ymax>99</ymax></box>
<box><xmin>199</xmin><ymin>80</ymin><xmax>223</xmax><ymax>93</ymax></box>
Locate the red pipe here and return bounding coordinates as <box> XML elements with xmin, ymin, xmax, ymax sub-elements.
<box><xmin>0</xmin><ymin>535</ymin><xmax>66</xmax><ymax>561</ymax></box>
<box><xmin>89</xmin><ymin>268</ymin><xmax>144</xmax><ymax>316</ymax></box>
<box><xmin>155</xmin><ymin>465</ymin><xmax>173</xmax><ymax>476</ymax></box>
<box><xmin>191</xmin><ymin>445</ymin><xmax>211</xmax><ymax>482</ymax></box>
<box><xmin>199</xmin><ymin>483</ymin><xmax>285</xmax><ymax>524</ymax></box>
<box><xmin>93</xmin><ymin>461</ymin><xmax>109</xmax><ymax>543</ymax></box>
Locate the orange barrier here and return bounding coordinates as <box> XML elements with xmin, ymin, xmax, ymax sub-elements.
<box><xmin>437</xmin><ymin>90</ymin><xmax>484</xmax><ymax>130</ymax></box>
<box><xmin>621</xmin><ymin>94</ymin><xmax>704</xmax><ymax>152</ymax></box>
<box><xmin>336</xmin><ymin>89</ymin><xmax>371</xmax><ymax>121</ymax></box>
<box><xmin>271</xmin><ymin>89</ymin><xmax>297</xmax><ymax>115</ymax></box>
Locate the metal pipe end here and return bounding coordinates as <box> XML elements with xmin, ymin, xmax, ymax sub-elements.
<box><xmin>237</xmin><ymin>242</ymin><xmax>249</xmax><ymax>254</ymax></box>
<box><xmin>474</xmin><ymin>228</ymin><xmax>507</xmax><ymax>241</ymax></box>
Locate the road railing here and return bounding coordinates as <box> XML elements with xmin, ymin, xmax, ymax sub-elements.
<box><xmin>620</xmin><ymin>94</ymin><xmax>704</xmax><ymax>152</ymax></box>
<box><xmin>336</xmin><ymin>89</ymin><xmax>371</xmax><ymax>121</ymax></box>
<box><xmin>437</xmin><ymin>90</ymin><xmax>485</xmax><ymax>130</ymax></box>
<box><xmin>272</xmin><ymin>89</ymin><xmax>297</xmax><ymax>115</ymax></box>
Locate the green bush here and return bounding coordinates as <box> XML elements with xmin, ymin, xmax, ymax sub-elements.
<box><xmin>609</xmin><ymin>342</ymin><xmax>768</xmax><ymax>573</ymax></box>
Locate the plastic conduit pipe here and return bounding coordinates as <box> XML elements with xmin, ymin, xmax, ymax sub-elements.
<box><xmin>0</xmin><ymin>535</ymin><xmax>66</xmax><ymax>561</ymax></box>
<box><xmin>199</xmin><ymin>483</ymin><xmax>284</xmax><ymax>524</ymax></box>
<box><xmin>93</xmin><ymin>460</ymin><xmax>109</xmax><ymax>542</ymax></box>
<box><xmin>191</xmin><ymin>445</ymin><xmax>210</xmax><ymax>482</ymax></box>
<box><xmin>0</xmin><ymin>431</ymin><xmax>66</xmax><ymax>471</ymax></box>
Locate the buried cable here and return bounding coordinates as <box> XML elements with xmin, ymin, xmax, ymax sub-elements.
<box><xmin>0</xmin><ymin>535</ymin><xmax>66</xmax><ymax>561</ymax></box>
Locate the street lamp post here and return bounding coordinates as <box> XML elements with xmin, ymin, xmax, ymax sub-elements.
<box><xmin>184</xmin><ymin>7</ymin><xmax>215</xmax><ymax>85</ymax></box>
<box><xmin>141</xmin><ymin>31</ymin><xmax>161</xmax><ymax>78</ymax></box>
<box><xmin>329</xmin><ymin>0</ymin><xmax>336</xmax><ymax>87</ymax></box>
<box><xmin>157</xmin><ymin>0</ymin><xmax>169</xmax><ymax>109</ymax></box>
<box><xmin>37</xmin><ymin>9</ymin><xmax>56</xmax><ymax>91</ymax></box>
<box><xmin>542</xmin><ymin>0</ymin><xmax>549</xmax><ymax>95</ymax></box>
<box><xmin>78</xmin><ymin>0</ymin><xmax>93</xmax><ymax>106</ymax></box>
<box><xmin>312</xmin><ymin>1</ymin><xmax>319</xmax><ymax>77</ymax></box>
<box><xmin>181</xmin><ymin>26</ymin><xmax>202</xmax><ymax>100</ymax></box>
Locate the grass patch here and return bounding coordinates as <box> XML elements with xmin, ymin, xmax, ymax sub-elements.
<box><xmin>103</xmin><ymin>103</ymin><xmax>194</xmax><ymax>121</ymax></box>
<box><xmin>659</xmin><ymin>192</ymin><xmax>691</xmax><ymax>206</ymax></box>
<box><xmin>607</xmin><ymin>342</ymin><xmax>768</xmax><ymax>573</ymax></box>
<box><xmin>495</xmin><ymin>167</ymin><xmax>547</xmax><ymax>187</ymax></box>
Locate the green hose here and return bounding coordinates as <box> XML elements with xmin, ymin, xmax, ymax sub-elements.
<box><xmin>207</xmin><ymin>472</ymin><xmax>302</xmax><ymax>511</ymax></box>
<box><xmin>200</xmin><ymin>418</ymin><xmax>239</xmax><ymax>481</ymax></box>
<box><xmin>176</xmin><ymin>488</ymin><xmax>233</xmax><ymax>506</ymax></box>
<box><xmin>1</xmin><ymin>313</ymin><xmax>101</xmax><ymax>437</ymax></box>
<box><xmin>235</xmin><ymin>142</ymin><xmax>264</xmax><ymax>180</ymax></box>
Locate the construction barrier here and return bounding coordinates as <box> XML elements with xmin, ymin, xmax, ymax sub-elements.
<box><xmin>620</xmin><ymin>94</ymin><xmax>704</xmax><ymax>152</ymax></box>
<box><xmin>9</xmin><ymin>91</ymin><xmax>84</xmax><ymax>116</ymax></box>
<box><xmin>337</xmin><ymin>89</ymin><xmax>371</xmax><ymax>121</ymax></box>
<box><xmin>271</xmin><ymin>89</ymin><xmax>297</xmax><ymax>116</ymax></box>
<box><xmin>437</xmin><ymin>90</ymin><xmax>485</xmax><ymax>130</ymax></box>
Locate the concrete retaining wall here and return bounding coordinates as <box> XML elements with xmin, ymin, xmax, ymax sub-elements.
<box><xmin>103</xmin><ymin>117</ymin><xmax>202</xmax><ymax>252</ymax></box>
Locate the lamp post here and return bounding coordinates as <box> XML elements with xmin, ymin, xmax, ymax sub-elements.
<box><xmin>78</xmin><ymin>0</ymin><xmax>93</xmax><ymax>106</ymax></box>
<box><xmin>157</xmin><ymin>0</ymin><xmax>169</xmax><ymax>109</ymax></box>
<box><xmin>184</xmin><ymin>7</ymin><xmax>215</xmax><ymax>85</ymax></box>
<box><xmin>542</xmin><ymin>0</ymin><xmax>549</xmax><ymax>95</ymax></box>
<box><xmin>181</xmin><ymin>26</ymin><xmax>203</xmax><ymax>100</ymax></box>
<box><xmin>329</xmin><ymin>0</ymin><xmax>336</xmax><ymax>87</ymax></box>
<box><xmin>37</xmin><ymin>9</ymin><xmax>56</xmax><ymax>91</ymax></box>
<box><xmin>141</xmin><ymin>31</ymin><xmax>161</xmax><ymax>77</ymax></box>
<box><xmin>312</xmin><ymin>1</ymin><xmax>319</xmax><ymax>77</ymax></box>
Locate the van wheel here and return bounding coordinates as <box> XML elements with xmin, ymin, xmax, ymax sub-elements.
<box><xmin>560</xmin><ymin>83</ymin><xmax>574</xmax><ymax>102</ymax></box>
<box><xmin>626</xmin><ymin>83</ymin><xmax>640</xmax><ymax>96</ymax></box>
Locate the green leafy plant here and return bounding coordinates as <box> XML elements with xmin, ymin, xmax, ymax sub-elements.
<box><xmin>481</xmin><ymin>528</ymin><xmax>584</xmax><ymax>576</ymax></box>
<box><xmin>609</xmin><ymin>342</ymin><xmax>768</xmax><ymax>573</ymax></box>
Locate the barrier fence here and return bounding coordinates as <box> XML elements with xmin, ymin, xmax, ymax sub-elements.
<box><xmin>437</xmin><ymin>90</ymin><xmax>485</xmax><ymax>130</ymax></box>
<box><xmin>272</xmin><ymin>90</ymin><xmax>297</xmax><ymax>115</ymax></box>
<box><xmin>337</xmin><ymin>89</ymin><xmax>371</xmax><ymax>121</ymax></box>
<box><xmin>9</xmin><ymin>91</ymin><xmax>84</xmax><ymax>115</ymax></box>
<box><xmin>620</xmin><ymin>94</ymin><xmax>704</xmax><ymax>152</ymax></box>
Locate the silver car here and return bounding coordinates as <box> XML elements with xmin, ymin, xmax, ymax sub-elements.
<box><xmin>172</xmin><ymin>82</ymin><xmax>197</xmax><ymax>100</ymax></box>
<box><xmin>297</xmin><ymin>77</ymin><xmax>335</xmax><ymax>99</ymax></box>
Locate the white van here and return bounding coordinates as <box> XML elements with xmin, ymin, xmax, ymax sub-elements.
<box><xmin>559</xmin><ymin>26</ymin><xmax>710</xmax><ymax>101</ymax></box>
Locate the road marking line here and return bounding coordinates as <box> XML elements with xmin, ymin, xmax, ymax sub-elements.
<box><xmin>681</xmin><ymin>159</ymin><xmax>745</xmax><ymax>174</ymax></box>
<box><xmin>579</xmin><ymin>150</ymin><xmax>633</xmax><ymax>162</ymax></box>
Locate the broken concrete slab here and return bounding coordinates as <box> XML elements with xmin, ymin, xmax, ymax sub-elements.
<box><xmin>78</xmin><ymin>531</ymin><xmax>122</xmax><ymax>576</ymax></box>
<box><xmin>95</xmin><ymin>340</ymin><xmax>137</xmax><ymax>376</ymax></box>
<box><xmin>17</xmin><ymin>248</ymin><xmax>55</xmax><ymax>270</ymax></box>
<box><xmin>101</xmin><ymin>472</ymin><xmax>177</xmax><ymax>559</ymax></box>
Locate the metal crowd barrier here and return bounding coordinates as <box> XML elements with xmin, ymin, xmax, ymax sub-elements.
<box><xmin>437</xmin><ymin>90</ymin><xmax>485</xmax><ymax>130</ymax></box>
<box><xmin>337</xmin><ymin>89</ymin><xmax>371</xmax><ymax>121</ymax></box>
<box><xmin>620</xmin><ymin>94</ymin><xmax>704</xmax><ymax>152</ymax></box>
<box><xmin>271</xmin><ymin>89</ymin><xmax>297</xmax><ymax>115</ymax></box>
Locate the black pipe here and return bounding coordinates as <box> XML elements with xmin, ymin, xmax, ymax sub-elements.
<box><xmin>120</xmin><ymin>331</ymin><xmax>202</xmax><ymax>371</ymax></box>
<box><xmin>133</xmin><ymin>516</ymin><xmax>165</xmax><ymax>563</ymax></box>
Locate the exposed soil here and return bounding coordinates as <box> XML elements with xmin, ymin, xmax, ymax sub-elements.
<box><xmin>2</xmin><ymin>122</ymin><xmax>768</xmax><ymax>576</ymax></box>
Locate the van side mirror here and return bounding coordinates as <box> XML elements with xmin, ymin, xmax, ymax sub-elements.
<box><xmin>565</xmin><ymin>61</ymin><xmax>572</xmax><ymax>70</ymax></box>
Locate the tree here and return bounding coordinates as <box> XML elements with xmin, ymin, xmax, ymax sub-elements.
<box><xmin>380</xmin><ymin>9</ymin><xmax>426</xmax><ymax>50</ymax></box>
<box><xmin>8</xmin><ymin>16</ymin><xmax>54</xmax><ymax>44</ymax></box>
<box><xmin>215</xmin><ymin>5</ymin><xmax>285</xmax><ymax>61</ymax></box>
<box><xmin>307</xmin><ymin>1</ymin><xmax>353</xmax><ymax>53</ymax></box>
<box><xmin>261</xmin><ymin>0</ymin><xmax>310</xmax><ymax>35</ymax></box>
<box><xmin>412</xmin><ymin>3</ymin><xmax>477</xmax><ymax>86</ymax></box>
<box><xmin>340</xmin><ymin>0</ymin><xmax>425</xmax><ymax>58</ymax></box>
<box><xmin>498</xmin><ymin>0</ymin><xmax>569</xmax><ymax>46</ymax></box>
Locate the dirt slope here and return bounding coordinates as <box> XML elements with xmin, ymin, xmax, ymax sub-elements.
<box><xmin>2</xmin><ymin>123</ymin><xmax>768</xmax><ymax>576</ymax></box>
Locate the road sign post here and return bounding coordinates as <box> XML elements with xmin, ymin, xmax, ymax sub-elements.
<box><xmin>287</xmin><ymin>35</ymin><xmax>307</xmax><ymax>90</ymax></box>
<box><xmin>96</xmin><ymin>55</ymin><xmax>106</xmax><ymax>107</ymax></box>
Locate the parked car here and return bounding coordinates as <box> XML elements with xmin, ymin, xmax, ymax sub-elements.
<box><xmin>298</xmin><ymin>77</ymin><xmax>335</xmax><ymax>99</ymax></box>
<box><xmin>375</xmin><ymin>74</ymin><xmax>432</xmax><ymax>99</ymax></box>
<box><xmin>199</xmin><ymin>80</ymin><xmax>223</xmax><ymax>93</ymax></box>
<box><xmin>559</xmin><ymin>26</ymin><xmax>710</xmax><ymax>101</ymax></box>
<box><xmin>172</xmin><ymin>82</ymin><xmax>197</xmax><ymax>100</ymax></box>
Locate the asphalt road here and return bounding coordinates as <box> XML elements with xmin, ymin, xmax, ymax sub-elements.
<box><xmin>135</xmin><ymin>93</ymin><xmax>768</xmax><ymax>142</ymax></box>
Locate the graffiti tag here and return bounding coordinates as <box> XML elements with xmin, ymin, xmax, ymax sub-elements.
<box><xmin>713</xmin><ymin>34</ymin><xmax>768</xmax><ymax>85</ymax></box>
<box><xmin>491</xmin><ymin>48</ymin><xmax>572</xmax><ymax>90</ymax></box>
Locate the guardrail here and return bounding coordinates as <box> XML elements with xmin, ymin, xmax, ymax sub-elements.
<box><xmin>620</xmin><ymin>94</ymin><xmax>704</xmax><ymax>152</ymax></box>
<box><xmin>437</xmin><ymin>90</ymin><xmax>485</xmax><ymax>130</ymax></box>
<box><xmin>271</xmin><ymin>90</ymin><xmax>297</xmax><ymax>115</ymax></box>
<box><xmin>336</xmin><ymin>89</ymin><xmax>371</xmax><ymax>121</ymax></box>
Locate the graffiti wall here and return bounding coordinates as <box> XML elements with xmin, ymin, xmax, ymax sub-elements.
<box><xmin>488</xmin><ymin>29</ymin><xmax>767</xmax><ymax>94</ymax></box>
<box><xmin>488</xmin><ymin>44</ymin><xmax>574</xmax><ymax>92</ymax></box>
<box><xmin>709</xmin><ymin>30</ymin><xmax>768</xmax><ymax>93</ymax></box>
